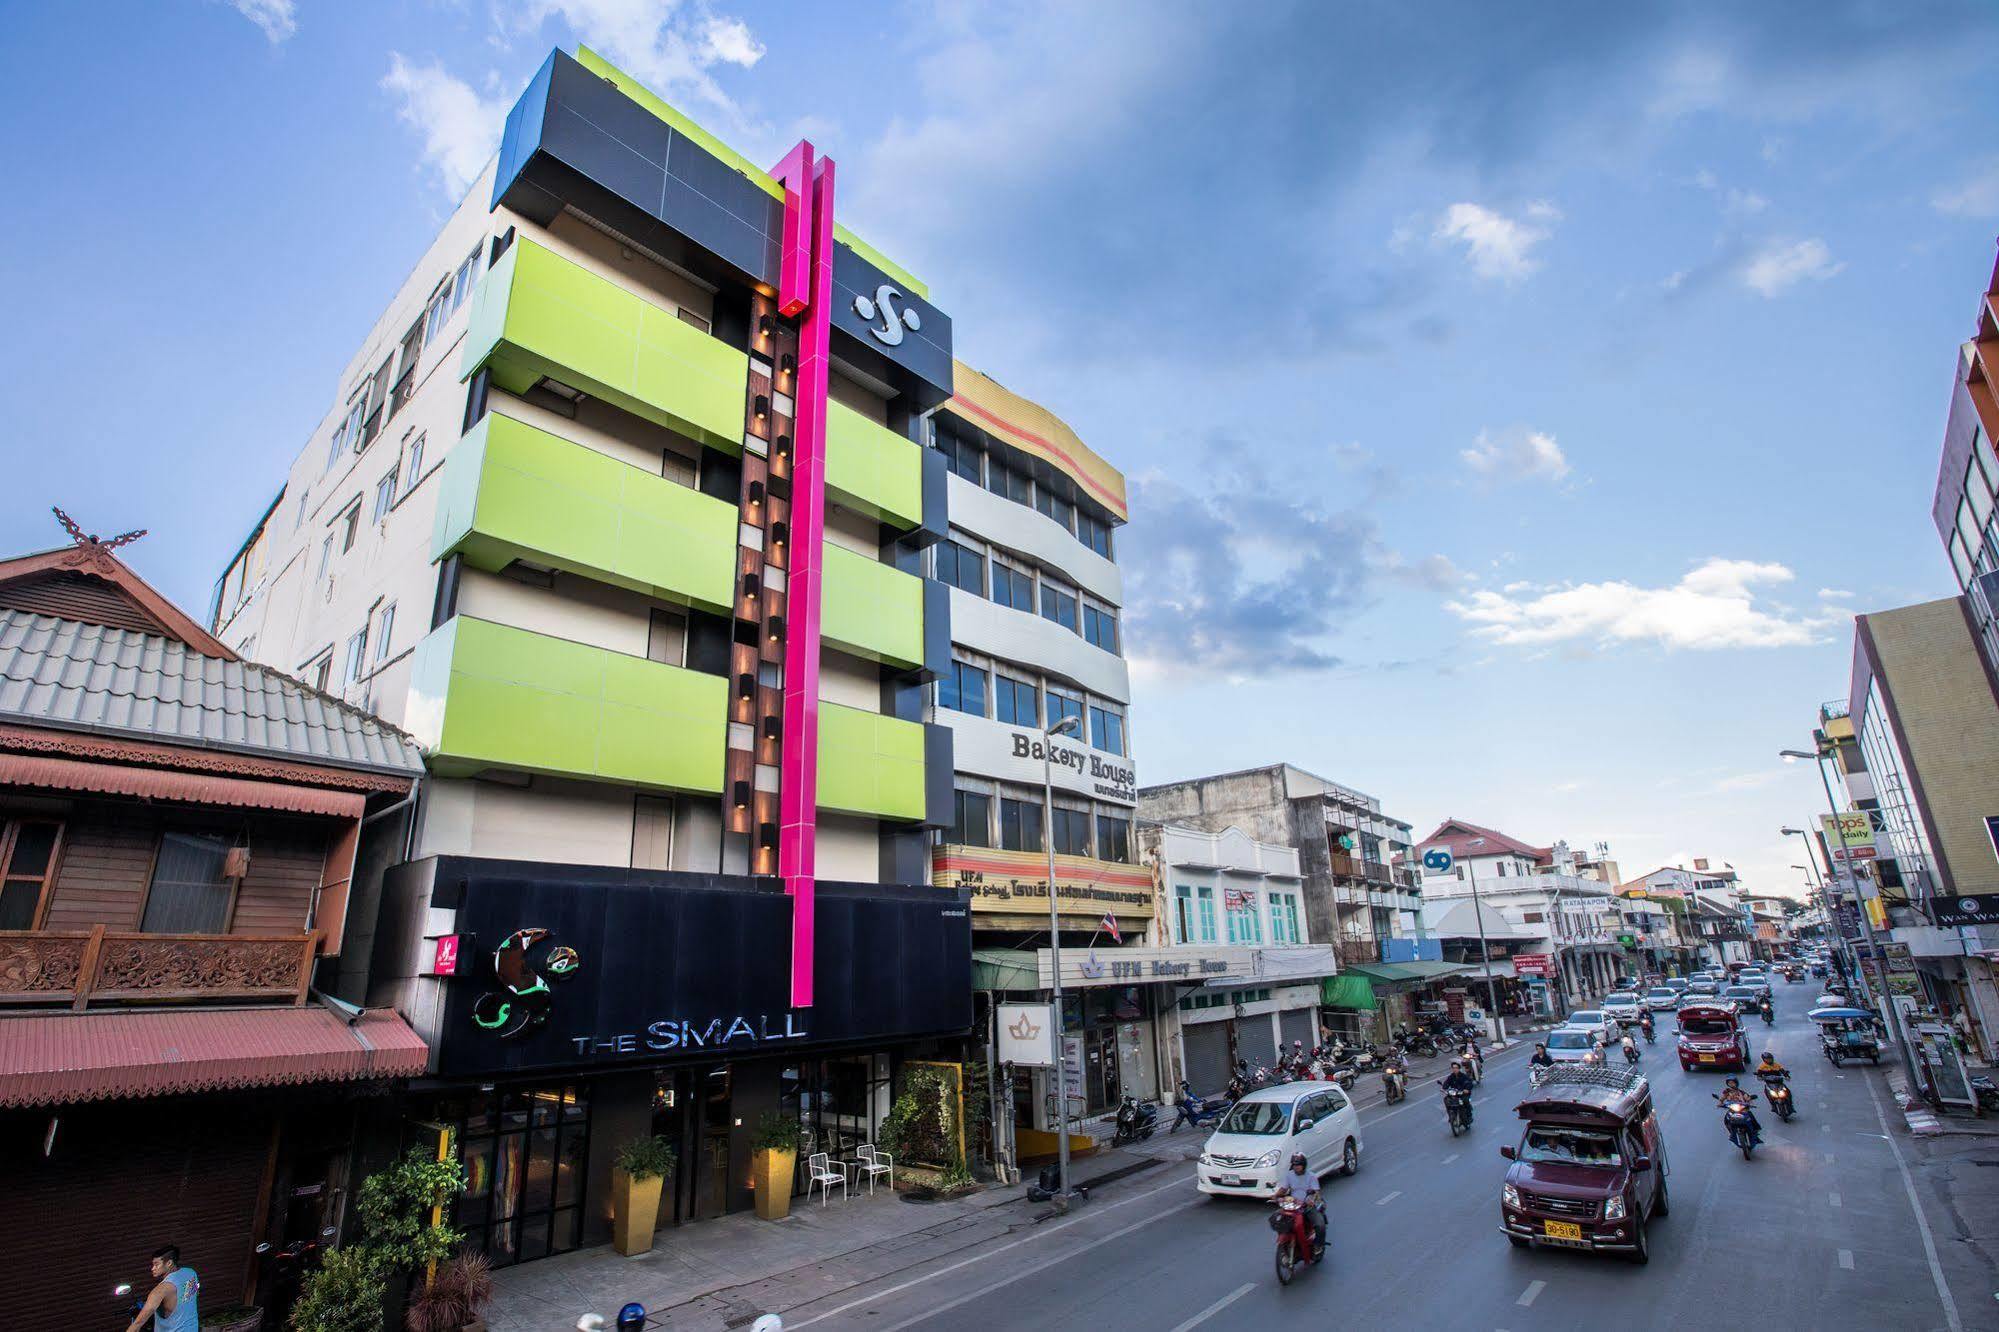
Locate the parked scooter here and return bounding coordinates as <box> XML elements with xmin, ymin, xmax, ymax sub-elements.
<box><xmin>1972</xmin><ymin>1073</ymin><xmax>1999</xmax><ymax>1113</ymax></box>
<box><xmin>1113</xmin><ymin>1094</ymin><xmax>1159</xmax><ymax>1144</ymax></box>
<box><xmin>1169</xmin><ymin>1080</ymin><xmax>1229</xmax><ymax>1134</ymax></box>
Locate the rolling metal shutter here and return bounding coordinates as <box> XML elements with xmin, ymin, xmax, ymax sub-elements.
<box><xmin>1181</xmin><ymin>1020</ymin><xmax>1232</xmax><ymax>1098</ymax></box>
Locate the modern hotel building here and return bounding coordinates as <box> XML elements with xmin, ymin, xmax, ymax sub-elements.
<box><xmin>212</xmin><ymin>48</ymin><xmax>1129</xmax><ymax>1262</ymax></box>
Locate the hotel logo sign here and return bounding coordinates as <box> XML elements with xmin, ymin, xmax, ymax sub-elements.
<box><xmin>854</xmin><ymin>283</ymin><xmax>921</xmax><ymax>347</ymax></box>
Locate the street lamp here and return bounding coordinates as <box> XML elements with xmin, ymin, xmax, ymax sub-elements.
<box><xmin>1780</xmin><ymin>745</ymin><xmax>1918</xmax><ymax>1083</ymax></box>
<box><xmin>1460</xmin><ymin>838</ymin><xmax>1505</xmax><ymax>1043</ymax></box>
<box><xmin>1042</xmin><ymin>712</ymin><xmax>1083</xmax><ymax>1213</ymax></box>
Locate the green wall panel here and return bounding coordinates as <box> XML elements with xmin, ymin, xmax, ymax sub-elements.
<box><xmin>820</xmin><ymin>542</ymin><xmax>923</xmax><ymax>668</ymax></box>
<box><xmin>405</xmin><ymin>615</ymin><xmax>727</xmax><ymax>794</ymax></box>
<box><xmin>826</xmin><ymin>402</ymin><xmax>922</xmax><ymax>529</ymax></box>
<box><xmin>817</xmin><ymin>701</ymin><xmax>926</xmax><ymax>821</ymax></box>
<box><xmin>433</xmin><ymin>410</ymin><xmax>737</xmax><ymax>613</ymax></box>
<box><xmin>460</xmin><ymin>237</ymin><xmax>748</xmax><ymax>450</ymax></box>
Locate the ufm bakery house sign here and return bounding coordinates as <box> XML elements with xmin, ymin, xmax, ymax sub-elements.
<box><xmin>932</xmin><ymin>846</ymin><xmax>1156</xmax><ymax>928</ymax></box>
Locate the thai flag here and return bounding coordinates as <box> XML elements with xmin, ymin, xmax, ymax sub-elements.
<box><xmin>1100</xmin><ymin>912</ymin><xmax>1122</xmax><ymax>943</ymax></box>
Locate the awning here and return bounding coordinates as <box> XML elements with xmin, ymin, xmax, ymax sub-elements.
<box><xmin>1321</xmin><ymin>973</ymin><xmax>1377</xmax><ymax>1010</ymax></box>
<box><xmin>1345</xmin><ymin>961</ymin><xmax>1476</xmax><ymax>989</ymax></box>
<box><xmin>971</xmin><ymin>948</ymin><xmax>1040</xmax><ymax>992</ymax></box>
<box><xmin>0</xmin><ymin>1005</ymin><xmax>428</xmax><ymax>1107</ymax></box>
<box><xmin>0</xmin><ymin>752</ymin><xmax>365</xmax><ymax>818</ymax></box>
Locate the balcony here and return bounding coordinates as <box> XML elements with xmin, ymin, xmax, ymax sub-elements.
<box><xmin>1361</xmin><ymin>858</ymin><xmax>1393</xmax><ymax>884</ymax></box>
<box><xmin>406</xmin><ymin>615</ymin><xmax>728</xmax><ymax>793</ymax></box>
<box><xmin>0</xmin><ymin>929</ymin><xmax>316</xmax><ymax>1010</ymax></box>
<box><xmin>434</xmin><ymin>409</ymin><xmax>739</xmax><ymax>613</ymax></box>
<box><xmin>1335</xmin><ymin>937</ymin><xmax>1381</xmax><ymax>967</ymax></box>
<box><xmin>817</xmin><ymin>701</ymin><xmax>926</xmax><ymax>822</ymax></box>
<box><xmin>821</xmin><ymin>543</ymin><xmax>924</xmax><ymax>669</ymax></box>
<box><xmin>461</xmin><ymin>236</ymin><xmax>749</xmax><ymax>450</ymax></box>
<box><xmin>827</xmin><ymin>401</ymin><xmax>923</xmax><ymax>529</ymax></box>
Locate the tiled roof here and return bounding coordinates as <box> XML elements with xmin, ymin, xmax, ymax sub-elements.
<box><xmin>1417</xmin><ymin>818</ymin><xmax>1552</xmax><ymax>864</ymax></box>
<box><xmin>0</xmin><ymin>609</ymin><xmax>423</xmax><ymax>777</ymax></box>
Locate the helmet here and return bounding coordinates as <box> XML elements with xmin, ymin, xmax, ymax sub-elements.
<box><xmin>1723</xmin><ymin>1076</ymin><xmax>1741</xmax><ymax>1087</ymax></box>
<box><xmin>1290</xmin><ymin>1152</ymin><xmax>1308</xmax><ymax>1171</ymax></box>
<box><xmin>1761</xmin><ymin>1052</ymin><xmax>1774</xmax><ymax>1062</ymax></box>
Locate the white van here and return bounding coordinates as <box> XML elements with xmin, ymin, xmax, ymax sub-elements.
<box><xmin>1197</xmin><ymin>1081</ymin><xmax>1364</xmax><ymax>1198</ymax></box>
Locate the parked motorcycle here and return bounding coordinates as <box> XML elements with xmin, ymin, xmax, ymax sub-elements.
<box><xmin>1444</xmin><ymin>1087</ymin><xmax>1473</xmax><ymax>1137</ymax></box>
<box><xmin>1715</xmin><ymin>1091</ymin><xmax>1761</xmax><ymax>1159</ymax></box>
<box><xmin>1113</xmin><ymin>1094</ymin><xmax>1159</xmax><ymax>1145</ymax></box>
<box><xmin>1972</xmin><ymin>1073</ymin><xmax>1999</xmax><ymax>1113</ymax></box>
<box><xmin>1270</xmin><ymin>1193</ymin><xmax>1325</xmax><ymax>1284</ymax></box>
<box><xmin>1757</xmin><ymin>1071</ymin><xmax>1795</xmax><ymax>1122</ymax></box>
<box><xmin>1169</xmin><ymin>1081</ymin><xmax>1229</xmax><ymax>1134</ymax></box>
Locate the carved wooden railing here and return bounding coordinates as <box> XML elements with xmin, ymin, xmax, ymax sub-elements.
<box><xmin>0</xmin><ymin>929</ymin><xmax>317</xmax><ymax>1010</ymax></box>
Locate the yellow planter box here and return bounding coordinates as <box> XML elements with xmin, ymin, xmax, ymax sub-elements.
<box><xmin>610</xmin><ymin>1168</ymin><xmax>665</xmax><ymax>1256</ymax></box>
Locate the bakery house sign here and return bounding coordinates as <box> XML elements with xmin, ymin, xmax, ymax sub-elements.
<box><xmin>1010</xmin><ymin>729</ymin><xmax>1137</xmax><ymax>802</ymax></box>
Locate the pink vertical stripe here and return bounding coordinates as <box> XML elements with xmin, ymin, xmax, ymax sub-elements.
<box><xmin>772</xmin><ymin>144</ymin><xmax>835</xmax><ymax>1008</ymax></box>
<box><xmin>771</xmin><ymin>142</ymin><xmax>814</xmax><ymax>318</ymax></box>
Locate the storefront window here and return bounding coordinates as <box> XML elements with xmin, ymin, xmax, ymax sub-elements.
<box><xmin>1175</xmin><ymin>883</ymin><xmax>1217</xmax><ymax>943</ymax></box>
<box><xmin>780</xmin><ymin>1054</ymin><xmax>893</xmax><ymax>1194</ymax></box>
<box><xmin>447</xmin><ymin>1082</ymin><xmax>590</xmax><ymax>1267</ymax></box>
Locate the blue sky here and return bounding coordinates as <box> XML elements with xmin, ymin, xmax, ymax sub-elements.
<box><xmin>4</xmin><ymin>1</ymin><xmax>1997</xmax><ymax>896</ymax></box>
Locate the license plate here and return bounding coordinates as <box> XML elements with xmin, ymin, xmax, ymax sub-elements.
<box><xmin>1699</xmin><ymin>1053</ymin><xmax>1716</xmax><ymax>1063</ymax></box>
<box><xmin>1542</xmin><ymin>1220</ymin><xmax>1583</xmax><ymax>1241</ymax></box>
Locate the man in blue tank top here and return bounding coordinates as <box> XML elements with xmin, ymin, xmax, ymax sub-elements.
<box><xmin>125</xmin><ymin>1244</ymin><xmax>198</xmax><ymax>1332</ymax></box>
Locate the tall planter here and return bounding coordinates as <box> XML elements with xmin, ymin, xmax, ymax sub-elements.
<box><xmin>610</xmin><ymin>1168</ymin><xmax>665</xmax><ymax>1256</ymax></box>
<box><xmin>751</xmin><ymin>1147</ymin><xmax>797</xmax><ymax>1220</ymax></box>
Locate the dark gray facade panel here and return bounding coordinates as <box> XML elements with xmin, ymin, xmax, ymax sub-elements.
<box><xmin>923</xmin><ymin>723</ymin><xmax>956</xmax><ymax>829</ymax></box>
<box><xmin>921</xmin><ymin>577</ymin><xmax>953</xmax><ymax>683</ymax></box>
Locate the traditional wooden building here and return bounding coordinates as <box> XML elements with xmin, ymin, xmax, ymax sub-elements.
<box><xmin>0</xmin><ymin>522</ymin><xmax>427</xmax><ymax>1328</ymax></box>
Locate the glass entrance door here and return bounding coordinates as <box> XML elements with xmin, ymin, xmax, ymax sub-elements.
<box><xmin>449</xmin><ymin>1083</ymin><xmax>591</xmax><ymax>1267</ymax></box>
<box><xmin>694</xmin><ymin>1067</ymin><xmax>732</xmax><ymax>1219</ymax></box>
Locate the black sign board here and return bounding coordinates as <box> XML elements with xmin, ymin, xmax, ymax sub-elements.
<box><xmin>1931</xmin><ymin>893</ymin><xmax>1999</xmax><ymax>927</ymax></box>
<box><xmin>404</xmin><ymin>858</ymin><xmax>972</xmax><ymax>1078</ymax></box>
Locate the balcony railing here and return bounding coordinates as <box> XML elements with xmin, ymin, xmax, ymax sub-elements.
<box><xmin>0</xmin><ymin>929</ymin><xmax>318</xmax><ymax>1010</ymax></box>
<box><xmin>1361</xmin><ymin>858</ymin><xmax>1393</xmax><ymax>883</ymax></box>
<box><xmin>1328</xmin><ymin>851</ymin><xmax>1360</xmax><ymax>880</ymax></box>
<box><xmin>1335</xmin><ymin>937</ymin><xmax>1380</xmax><ymax>967</ymax></box>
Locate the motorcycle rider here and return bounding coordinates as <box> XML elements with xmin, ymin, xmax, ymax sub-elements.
<box><xmin>1620</xmin><ymin>1031</ymin><xmax>1640</xmax><ymax>1064</ymax></box>
<box><xmin>1639</xmin><ymin>1010</ymin><xmax>1656</xmax><ymax>1044</ymax></box>
<box><xmin>1755</xmin><ymin>1050</ymin><xmax>1788</xmax><ymax>1080</ymax></box>
<box><xmin>1273</xmin><ymin>1152</ymin><xmax>1326</xmax><ymax>1259</ymax></box>
<box><xmin>1758</xmin><ymin>994</ymin><xmax>1775</xmax><ymax>1023</ymax></box>
<box><xmin>1528</xmin><ymin>1042</ymin><xmax>1553</xmax><ymax>1071</ymax></box>
<box><xmin>1718</xmin><ymin>1076</ymin><xmax>1762</xmax><ymax>1145</ymax></box>
<box><xmin>1381</xmin><ymin>1049</ymin><xmax>1409</xmax><ymax>1100</ymax></box>
<box><xmin>1458</xmin><ymin>1038</ymin><xmax>1483</xmax><ymax>1083</ymax></box>
<box><xmin>1441</xmin><ymin>1059</ymin><xmax>1476</xmax><ymax>1128</ymax></box>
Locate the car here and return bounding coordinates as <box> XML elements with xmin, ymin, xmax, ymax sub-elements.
<box><xmin>1642</xmin><ymin>986</ymin><xmax>1681</xmax><ymax>1012</ymax></box>
<box><xmin>1720</xmin><ymin>985</ymin><xmax>1764</xmax><ymax>1009</ymax></box>
<box><xmin>1611</xmin><ymin>976</ymin><xmax>1640</xmax><ymax>992</ymax></box>
<box><xmin>1197</xmin><ymin>1081</ymin><xmax>1364</xmax><ymax>1198</ymax></box>
<box><xmin>1501</xmin><ymin>1065</ymin><xmax>1668</xmax><ymax>1263</ymax></box>
<box><xmin>1601</xmin><ymin>994</ymin><xmax>1645</xmax><ymax>1026</ymax></box>
<box><xmin>1543</xmin><ymin>1028</ymin><xmax>1606</xmax><ymax>1063</ymax></box>
<box><xmin>1676</xmin><ymin>1002</ymin><xmax>1751</xmax><ymax>1072</ymax></box>
<box><xmin>1683</xmin><ymin>980</ymin><xmax>1721</xmax><ymax>1003</ymax></box>
<box><xmin>1560</xmin><ymin>1010</ymin><xmax>1617</xmax><ymax>1043</ymax></box>
<box><xmin>1737</xmin><ymin>971</ymin><xmax>1774</xmax><ymax>1000</ymax></box>
<box><xmin>1662</xmin><ymin>977</ymin><xmax>1691</xmax><ymax>994</ymax></box>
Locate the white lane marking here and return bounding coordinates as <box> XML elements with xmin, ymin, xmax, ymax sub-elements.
<box><xmin>1820</xmin><ymin>1123</ymin><xmax>1831</xmax><ymax>1133</ymax></box>
<box><xmin>1825</xmin><ymin>1153</ymin><xmax>1836</xmax><ymax>1164</ymax></box>
<box><xmin>1838</xmin><ymin>1249</ymin><xmax>1855</xmax><ymax>1270</ymax></box>
<box><xmin>1169</xmin><ymin>1282</ymin><xmax>1257</xmax><ymax>1332</ymax></box>
<box><xmin>787</xmin><ymin>1171</ymin><xmax>1197</xmax><ymax>1329</ymax></box>
<box><xmin>1517</xmin><ymin>1280</ymin><xmax>1546</xmax><ymax>1307</ymax></box>
<box><xmin>1376</xmin><ymin>1190</ymin><xmax>1402</xmax><ymax>1205</ymax></box>
<box><xmin>1829</xmin><ymin>1191</ymin><xmax>1843</xmax><ymax>1207</ymax></box>
<box><xmin>1862</xmin><ymin>1063</ymin><xmax>1964</xmax><ymax>1332</ymax></box>
<box><xmin>1442</xmin><ymin>1153</ymin><xmax>1460</xmax><ymax>1165</ymax></box>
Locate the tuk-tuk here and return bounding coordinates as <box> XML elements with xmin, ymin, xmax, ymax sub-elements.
<box><xmin>1810</xmin><ymin>1006</ymin><xmax>1881</xmax><ymax>1066</ymax></box>
<box><xmin>1499</xmin><ymin>1065</ymin><xmax>1668</xmax><ymax>1264</ymax></box>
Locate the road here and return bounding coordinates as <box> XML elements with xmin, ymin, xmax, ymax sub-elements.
<box><xmin>782</xmin><ymin>999</ymin><xmax>1978</xmax><ymax>1331</ymax></box>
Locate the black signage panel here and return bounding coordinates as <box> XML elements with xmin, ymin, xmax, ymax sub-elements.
<box><xmin>423</xmin><ymin>859</ymin><xmax>972</xmax><ymax>1078</ymax></box>
<box><xmin>1931</xmin><ymin>893</ymin><xmax>1999</xmax><ymax>927</ymax></box>
<box><xmin>830</xmin><ymin>246</ymin><xmax>954</xmax><ymax>405</ymax></box>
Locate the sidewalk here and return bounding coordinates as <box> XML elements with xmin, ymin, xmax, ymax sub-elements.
<box><xmin>1887</xmin><ymin>1068</ymin><xmax>1999</xmax><ymax>1138</ymax></box>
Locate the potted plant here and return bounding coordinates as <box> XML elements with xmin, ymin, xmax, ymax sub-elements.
<box><xmin>198</xmin><ymin>1306</ymin><xmax>263</xmax><ymax>1332</ymax></box>
<box><xmin>749</xmin><ymin>1111</ymin><xmax>802</xmax><ymax>1220</ymax></box>
<box><xmin>404</xmin><ymin>1252</ymin><xmax>494</xmax><ymax>1332</ymax></box>
<box><xmin>610</xmin><ymin>1136</ymin><xmax>676</xmax><ymax>1256</ymax></box>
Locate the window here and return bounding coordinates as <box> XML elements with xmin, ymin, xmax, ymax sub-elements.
<box><xmin>1270</xmin><ymin>891</ymin><xmax>1302</xmax><ymax>944</ymax></box>
<box><xmin>0</xmin><ymin>819</ymin><xmax>63</xmax><ymax>930</ymax></box>
<box><xmin>935</xmin><ymin>540</ymin><xmax>985</xmax><ymax>595</ymax></box>
<box><xmin>373</xmin><ymin>604</ymin><xmax>396</xmax><ymax>665</ymax></box>
<box><xmin>937</xmin><ymin>660</ymin><xmax>989</xmax><ymax>716</ymax></box>
<box><xmin>310</xmin><ymin>654</ymin><xmax>333</xmax><ymax>692</ymax></box>
<box><xmin>316</xmin><ymin>535</ymin><xmax>334</xmax><ymax>582</ymax></box>
<box><xmin>343</xmin><ymin>628</ymin><xmax>369</xmax><ymax>686</ymax></box>
<box><xmin>999</xmin><ymin>796</ymin><xmax>1043</xmax><ymax>853</ymax></box>
<box><xmin>1174</xmin><ymin>883</ymin><xmax>1217</xmax><ymax>944</ymax></box>
<box><xmin>1969</xmin><ymin>461</ymin><xmax>1995</xmax><ymax>532</ymax></box>
<box><xmin>1225</xmin><ymin>887</ymin><xmax>1262</xmax><ymax>944</ymax></box>
<box><xmin>951</xmin><ymin>790</ymin><xmax>992</xmax><ymax>847</ymax></box>
<box><xmin>646</xmin><ymin>608</ymin><xmax>687</xmax><ymax>666</ymax></box>
<box><xmin>660</xmin><ymin>446</ymin><xmax>696</xmax><ymax>489</ymax></box>
<box><xmin>403</xmin><ymin>435</ymin><xmax>426</xmax><ymax>494</ymax></box>
<box><xmin>1097</xmin><ymin>813</ymin><xmax>1131</xmax><ymax>863</ymax></box>
<box><xmin>1040</xmin><ymin>582</ymin><xmax>1079</xmax><ymax>632</ymax></box>
<box><xmin>1052</xmin><ymin>806</ymin><xmax>1092</xmax><ymax>856</ymax></box>
<box><xmin>938</xmin><ymin>430</ymin><xmax>982</xmax><ymax>483</ymax></box>
<box><xmin>1952</xmin><ymin>533</ymin><xmax>1974</xmax><ymax>589</ymax></box>
<box><xmin>1047</xmin><ymin>690</ymin><xmax>1084</xmax><ymax>735</ymax></box>
<box><xmin>140</xmin><ymin>831</ymin><xmax>235</xmax><ymax>934</ymax></box>
<box><xmin>1089</xmin><ymin>705</ymin><xmax>1125</xmax><ymax>756</ymax></box>
<box><xmin>1077</xmin><ymin>510</ymin><xmax>1113</xmax><ymax>559</ymax></box>
<box><xmin>986</xmin><ymin>456</ymin><xmax>1032</xmax><ymax>505</ymax></box>
<box><xmin>632</xmin><ymin>795</ymin><xmax>674</xmax><ymax>870</ymax></box>
<box><xmin>1976</xmin><ymin>425</ymin><xmax>1999</xmax><ymax>498</ymax></box>
<box><xmin>294</xmin><ymin>494</ymin><xmax>309</xmax><ymax>532</ymax></box>
<box><xmin>373</xmin><ymin>469</ymin><xmax>399</xmax><ymax>524</ymax></box>
<box><xmin>340</xmin><ymin>502</ymin><xmax>361</xmax><ymax>553</ymax></box>
<box><xmin>991</xmin><ymin>561</ymin><xmax>1034</xmax><ymax>611</ymax></box>
<box><xmin>451</xmin><ymin>246</ymin><xmax>482</xmax><ymax>315</ymax></box>
<box><xmin>995</xmin><ymin>675</ymin><xmax>1040</xmax><ymax>727</ymax></box>
<box><xmin>1034</xmin><ymin>484</ymin><xmax>1075</xmax><ymax>532</ymax></box>
<box><xmin>1083</xmin><ymin>604</ymin><xmax>1119</xmax><ymax>653</ymax></box>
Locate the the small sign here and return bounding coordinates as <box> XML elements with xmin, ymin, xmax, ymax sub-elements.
<box><xmin>431</xmin><ymin>934</ymin><xmax>461</xmax><ymax>977</ymax></box>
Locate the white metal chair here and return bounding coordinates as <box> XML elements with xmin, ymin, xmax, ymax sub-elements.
<box><xmin>807</xmin><ymin>1151</ymin><xmax>848</xmax><ymax>1205</ymax></box>
<box><xmin>854</xmin><ymin>1144</ymin><xmax>893</xmax><ymax>1195</ymax></box>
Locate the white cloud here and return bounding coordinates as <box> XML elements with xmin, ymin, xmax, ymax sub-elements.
<box><xmin>1688</xmin><ymin>168</ymin><xmax>1767</xmax><ymax>216</ymax></box>
<box><xmin>1433</xmin><ymin>201</ymin><xmax>1560</xmax><ymax>282</ymax></box>
<box><xmin>380</xmin><ymin>55</ymin><xmax>510</xmax><ymax>197</ymax></box>
<box><xmin>1461</xmin><ymin>427</ymin><xmax>1572</xmax><ymax>483</ymax></box>
<box><xmin>1741</xmin><ymin>237</ymin><xmax>1843</xmax><ymax>297</ymax></box>
<box><xmin>1446</xmin><ymin>558</ymin><xmax>1841</xmax><ymax>651</ymax></box>
<box><xmin>511</xmin><ymin>0</ymin><xmax>764</xmax><ymax>117</ymax></box>
<box><xmin>227</xmin><ymin>0</ymin><xmax>295</xmax><ymax>43</ymax></box>
<box><xmin>1817</xmin><ymin>587</ymin><xmax>1854</xmax><ymax>599</ymax></box>
<box><xmin>1933</xmin><ymin>160</ymin><xmax>1999</xmax><ymax>218</ymax></box>
<box><xmin>698</xmin><ymin>16</ymin><xmax>765</xmax><ymax>67</ymax></box>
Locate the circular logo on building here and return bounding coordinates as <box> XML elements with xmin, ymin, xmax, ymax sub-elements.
<box><xmin>472</xmin><ymin>927</ymin><xmax>581</xmax><ymax>1038</ymax></box>
<box><xmin>1961</xmin><ymin>898</ymin><xmax>1980</xmax><ymax>916</ymax></box>
<box><xmin>1422</xmin><ymin>848</ymin><xmax>1454</xmax><ymax>873</ymax></box>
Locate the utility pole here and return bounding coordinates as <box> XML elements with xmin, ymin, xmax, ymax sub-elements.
<box><xmin>1041</xmin><ymin>713</ymin><xmax>1082</xmax><ymax>1212</ymax></box>
<box><xmin>1461</xmin><ymin>839</ymin><xmax>1505</xmax><ymax>1044</ymax></box>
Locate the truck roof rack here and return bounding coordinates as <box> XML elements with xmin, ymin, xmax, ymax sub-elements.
<box><xmin>1533</xmin><ymin>1064</ymin><xmax>1647</xmax><ymax>1094</ymax></box>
